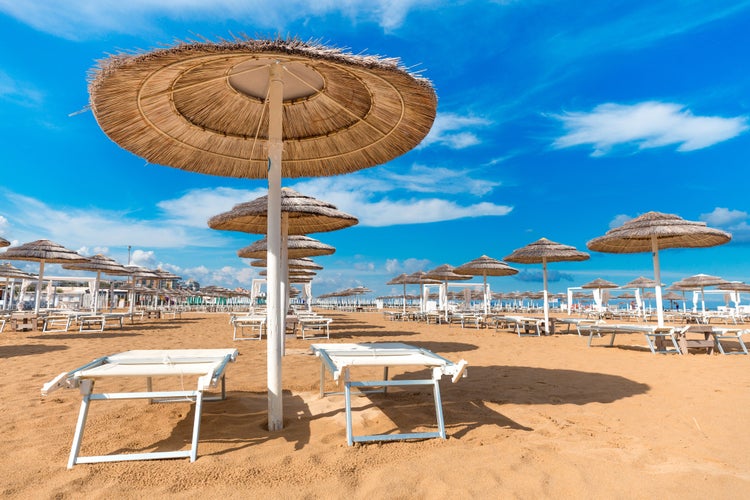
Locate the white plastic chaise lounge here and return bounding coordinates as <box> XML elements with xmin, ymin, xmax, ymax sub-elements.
<box><xmin>230</xmin><ymin>314</ymin><xmax>266</xmax><ymax>340</ymax></box>
<box><xmin>298</xmin><ymin>314</ymin><xmax>333</xmax><ymax>339</ymax></box>
<box><xmin>41</xmin><ymin>348</ymin><xmax>238</xmax><ymax>468</ymax></box>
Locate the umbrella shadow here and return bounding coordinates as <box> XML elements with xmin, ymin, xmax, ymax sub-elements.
<box><xmin>101</xmin><ymin>390</ymin><xmax>320</xmax><ymax>458</ymax></box>
<box><xmin>339</xmin><ymin>364</ymin><xmax>650</xmax><ymax>443</ymax></box>
<box><xmin>332</xmin><ymin>329</ymin><xmax>418</xmax><ymax>339</ymax></box>
<box><xmin>28</xmin><ymin>332</ymin><xmax>141</xmax><ymax>340</ymax></box>
<box><xmin>0</xmin><ymin>343</ymin><xmax>68</xmax><ymax>358</ymax></box>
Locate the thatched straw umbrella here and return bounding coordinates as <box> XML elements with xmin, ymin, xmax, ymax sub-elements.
<box><xmin>425</xmin><ymin>264</ymin><xmax>472</xmax><ymax>320</ymax></box>
<box><xmin>238</xmin><ymin>235</ymin><xmax>335</xmax><ymax>260</ymax></box>
<box><xmin>621</xmin><ymin>276</ymin><xmax>661</xmax><ymax>318</ymax></box>
<box><xmin>504</xmin><ymin>238</ymin><xmax>590</xmax><ymax>333</ymax></box>
<box><xmin>0</xmin><ymin>262</ymin><xmax>36</xmax><ymax>310</ymax></box>
<box><xmin>587</xmin><ymin>211</ymin><xmax>731</xmax><ymax>326</ymax></box>
<box><xmin>454</xmin><ymin>255</ymin><xmax>518</xmax><ymax>315</ymax></box>
<box><xmin>672</xmin><ymin>273</ymin><xmax>729</xmax><ymax>313</ymax></box>
<box><xmin>1</xmin><ymin>240</ymin><xmax>89</xmax><ymax>314</ymax></box>
<box><xmin>124</xmin><ymin>265</ymin><xmax>161</xmax><ymax>313</ymax></box>
<box><xmin>0</xmin><ymin>237</ymin><xmax>9</xmax><ymax>248</ymax></box>
<box><xmin>387</xmin><ymin>273</ymin><xmax>412</xmax><ymax>313</ymax></box>
<box><xmin>62</xmin><ymin>254</ymin><xmax>130</xmax><ymax>313</ymax></box>
<box><xmin>716</xmin><ymin>281</ymin><xmax>750</xmax><ymax>312</ymax></box>
<box><xmin>89</xmin><ymin>36</ymin><xmax>436</xmax><ymax>432</ymax></box>
<box><xmin>581</xmin><ymin>278</ymin><xmax>619</xmax><ymax>312</ymax></box>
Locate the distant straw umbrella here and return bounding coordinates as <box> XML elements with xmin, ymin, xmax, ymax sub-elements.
<box><xmin>672</xmin><ymin>273</ymin><xmax>728</xmax><ymax>313</ymax></box>
<box><xmin>387</xmin><ymin>273</ymin><xmax>411</xmax><ymax>313</ymax></box>
<box><xmin>504</xmin><ymin>238</ymin><xmax>590</xmax><ymax>333</ymax></box>
<box><xmin>1</xmin><ymin>240</ymin><xmax>89</xmax><ymax>314</ymax></box>
<box><xmin>581</xmin><ymin>278</ymin><xmax>619</xmax><ymax>312</ymax></box>
<box><xmin>62</xmin><ymin>254</ymin><xmax>130</xmax><ymax>313</ymax></box>
<box><xmin>425</xmin><ymin>264</ymin><xmax>472</xmax><ymax>321</ymax></box>
<box><xmin>587</xmin><ymin>211</ymin><xmax>731</xmax><ymax>326</ymax></box>
<box><xmin>454</xmin><ymin>255</ymin><xmax>518</xmax><ymax>315</ymax></box>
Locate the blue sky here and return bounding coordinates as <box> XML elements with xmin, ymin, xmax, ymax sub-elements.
<box><xmin>1</xmin><ymin>1</ymin><xmax>750</xmax><ymax>298</ymax></box>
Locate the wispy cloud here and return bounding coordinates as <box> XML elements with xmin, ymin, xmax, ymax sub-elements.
<box><xmin>0</xmin><ymin>191</ymin><xmax>226</xmax><ymax>250</ymax></box>
<box><xmin>290</xmin><ymin>167</ymin><xmax>512</xmax><ymax>227</ymax></box>
<box><xmin>0</xmin><ymin>0</ymin><xmax>437</xmax><ymax>39</ymax></box>
<box><xmin>700</xmin><ymin>207</ymin><xmax>750</xmax><ymax>243</ymax></box>
<box><xmin>157</xmin><ymin>186</ymin><xmax>267</xmax><ymax>228</ymax></box>
<box><xmin>385</xmin><ymin>257</ymin><xmax>432</xmax><ymax>274</ymax></box>
<box><xmin>420</xmin><ymin>112</ymin><xmax>491</xmax><ymax>149</ymax></box>
<box><xmin>552</xmin><ymin>102</ymin><xmax>748</xmax><ymax>156</ymax></box>
<box><xmin>608</xmin><ymin>214</ymin><xmax>633</xmax><ymax>229</ymax></box>
<box><xmin>0</xmin><ymin>70</ymin><xmax>44</xmax><ymax>107</ymax></box>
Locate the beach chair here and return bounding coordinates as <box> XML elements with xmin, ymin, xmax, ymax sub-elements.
<box><xmin>43</xmin><ymin>314</ymin><xmax>73</xmax><ymax>333</ymax></box>
<box><xmin>644</xmin><ymin>326</ymin><xmax>682</xmax><ymax>354</ymax></box>
<box><xmin>231</xmin><ymin>315</ymin><xmax>265</xmax><ymax>340</ymax></box>
<box><xmin>714</xmin><ymin>328</ymin><xmax>749</xmax><ymax>355</ymax></box>
<box><xmin>298</xmin><ymin>315</ymin><xmax>332</xmax><ymax>339</ymax></box>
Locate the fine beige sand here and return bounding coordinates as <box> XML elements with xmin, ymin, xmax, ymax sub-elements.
<box><xmin>2</xmin><ymin>310</ymin><xmax>750</xmax><ymax>499</ymax></box>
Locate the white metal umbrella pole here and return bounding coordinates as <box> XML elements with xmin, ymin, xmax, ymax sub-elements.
<box><xmin>651</xmin><ymin>235</ymin><xmax>665</xmax><ymax>327</ymax></box>
<box><xmin>266</xmin><ymin>61</ymin><xmax>284</xmax><ymax>431</ymax></box>
<box><xmin>280</xmin><ymin>213</ymin><xmax>289</xmax><ymax>356</ymax></box>
<box><xmin>34</xmin><ymin>260</ymin><xmax>45</xmax><ymax>315</ymax></box>
<box><xmin>542</xmin><ymin>257</ymin><xmax>550</xmax><ymax>334</ymax></box>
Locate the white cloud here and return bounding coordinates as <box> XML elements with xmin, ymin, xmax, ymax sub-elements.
<box><xmin>420</xmin><ymin>112</ymin><xmax>491</xmax><ymax>149</ymax></box>
<box><xmin>157</xmin><ymin>187</ymin><xmax>267</xmax><ymax>228</ymax></box>
<box><xmin>0</xmin><ymin>0</ymin><xmax>435</xmax><ymax>39</ymax></box>
<box><xmin>552</xmin><ymin>102</ymin><xmax>749</xmax><ymax>156</ymax></box>
<box><xmin>385</xmin><ymin>257</ymin><xmax>432</xmax><ymax>274</ymax></box>
<box><xmin>291</xmin><ymin>167</ymin><xmax>512</xmax><ymax>227</ymax></box>
<box><xmin>0</xmin><ymin>70</ymin><xmax>44</xmax><ymax>107</ymax></box>
<box><xmin>131</xmin><ymin>249</ymin><xmax>156</xmax><ymax>268</ymax></box>
<box><xmin>699</xmin><ymin>207</ymin><xmax>748</xmax><ymax>226</ymax></box>
<box><xmin>1</xmin><ymin>191</ymin><xmax>226</xmax><ymax>250</ymax></box>
<box><xmin>609</xmin><ymin>214</ymin><xmax>633</xmax><ymax>229</ymax></box>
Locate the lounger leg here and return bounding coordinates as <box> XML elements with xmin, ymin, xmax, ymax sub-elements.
<box><xmin>345</xmin><ymin>378</ymin><xmax>354</xmax><ymax>446</ymax></box>
<box><xmin>609</xmin><ymin>333</ymin><xmax>616</xmax><ymax>346</ymax></box>
<box><xmin>432</xmin><ymin>379</ymin><xmax>446</xmax><ymax>440</ymax></box>
<box><xmin>68</xmin><ymin>380</ymin><xmax>94</xmax><ymax>469</ymax></box>
<box><xmin>319</xmin><ymin>362</ymin><xmax>325</xmax><ymax>399</ymax></box>
<box><xmin>190</xmin><ymin>390</ymin><xmax>204</xmax><ymax>462</ymax></box>
<box><xmin>383</xmin><ymin>367</ymin><xmax>389</xmax><ymax>395</ymax></box>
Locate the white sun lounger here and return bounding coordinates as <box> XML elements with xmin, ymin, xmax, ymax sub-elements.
<box><xmin>310</xmin><ymin>342</ymin><xmax>468</xmax><ymax>446</ymax></box>
<box><xmin>41</xmin><ymin>348</ymin><xmax>238</xmax><ymax>468</ymax></box>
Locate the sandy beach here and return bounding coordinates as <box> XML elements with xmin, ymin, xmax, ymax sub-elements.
<box><xmin>2</xmin><ymin>310</ymin><xmax>750</xmax><ymax>499</ymax></box>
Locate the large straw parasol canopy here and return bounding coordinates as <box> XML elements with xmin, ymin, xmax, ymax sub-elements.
<box><xmin>238</xmin><ymin>235</ymin><xmax>335</xmax><ymax>260</ymax></box>
<box><xmin>208</xmin><ymin>187</ymin><xmax>358</xmax><ymax>235</ymax></box>
<box><xmin>587</xmin><ymin>212</ymin><xmax>731</xmax><ymax>326</ymax></box>
<box><xmin>505</xmin><ymin>238</ymin><xmax>590</xmax><ymax>332</ymax></box>
<box><xmin>88</xmin><ymin>37</ymin><xmax>437</xmax><ymax>178</ymax></box>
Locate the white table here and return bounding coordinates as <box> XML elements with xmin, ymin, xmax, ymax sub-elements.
<box><xmin>310</xmin><ymin>342</ymin><xmax>467</xmax><ymax>446</ymax></box>
<box><xmin>42</xmin><ymin>348</ymin><xmax>238</xmax><ymax>468</ymax></box>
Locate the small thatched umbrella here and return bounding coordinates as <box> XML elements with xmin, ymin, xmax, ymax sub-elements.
<box><xmin>1</xmin><ymin>240</ymin><xmax>89</xmax><ymax>314</ymax></box>
<box><xmin>581</xmin><ymin>278</ymin><xmax>619</xmax><ymax>312</ymax></box>
<box><xmin>454</xmin><ymin>255</ymin><xmax>518</xmax><ymax>315</ymax></box>
<box><xmin>0</xmin><ymin>262</ymin><xmax>36</xmax><ymax>310</ymax></box>
<box><xmin>63</xmin><ymin>254</ymin><xmax>130</xmax><ymax>313</ymax></box>
<box><xmin>425</xmin><ymin>264</ymin><xmax>472</xmax><ymax>320</ymax></box>
<box><xmin>0</xmin><ymin>237</ymin><xmax>9</xmax><ymax>248</ymax></box>
<box><xmin>387</xmin><ymin>273</ymin><xmax>412</xmax><ymax>313</ymax></box>
<box><xmin>404</xmin><ymin>271</ymin><xmax>442</xmax><ymax>314</ymax></box>
<box><xmin>587</xmin><ymin>211</ymin><xmax>731</xmax><ymax>326</ymax></box>
<box><xmin>238</xmin><ymin>235</ymin><xmax>335</xmax><ymax>260</ymax></box>
<box><xmin>89</xmin><ymin>36</ymin><xmax>437</xmax><ymax>432</ymax></box>
<box><xmin>621</xmin><ymin>276</ymin><xmax>661</xmax><ymax>318</ymax></box>
<box><xmin>124</xmin><ymin>265</ymin><xmax>161</xmax><ymax>313</ymax></box>
<box><xmin>672</xmin><ymin>274</ymin><xmax>729</xmax><ymax>313</ymax></box>
<box><xmin>505</xmin><ymin>238</ymin><xmax>590</xmax><ymax>333</ymax></box>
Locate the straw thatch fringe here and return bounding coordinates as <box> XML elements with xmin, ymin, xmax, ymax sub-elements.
<box><xmin>504</xmin><ymin>238</ymin><xmax>590</xmax><ymax>264</ymax></box>
<box><xmin>1</xmin><ymin>239</ymin><xmax>89</xmax><ymax>264</ymax></box>
<box><xmin>89</xmin><ymin>36</ymin><xmax>437</xmax><ymax>179</ymax></box>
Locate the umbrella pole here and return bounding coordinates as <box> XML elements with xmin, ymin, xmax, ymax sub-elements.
<box><xmin>542</xmin><ymin>258</ymin><xmax>550</xmax><ymax>334</ymax></box>
<box><xmin>266</xmin><ymin>61</ymin><xmax>284</xmax><ymax>432</ymax></box>
<box><xmin>402</xmin><ymin>283</ymin><xmax>406</xmax><ymax>314</ymax></box>
<box><xmin>651</xmin><ymin>235</ymin><xmax>665</xmax><ymax>327</ymax></box>
<box><xmin>34</xmin><ymin>260</ymin><xmax>45</xmax><ymax>315</ymax></box>
<box><xmin>281</xmin><ymin>213</ymin><xmax>289</xmax><ymax>356</ymax></box>
<box><xmin>483</xmin><ymin>273</ymin><xmax>488</xmax><ymax>316</ymax></box>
